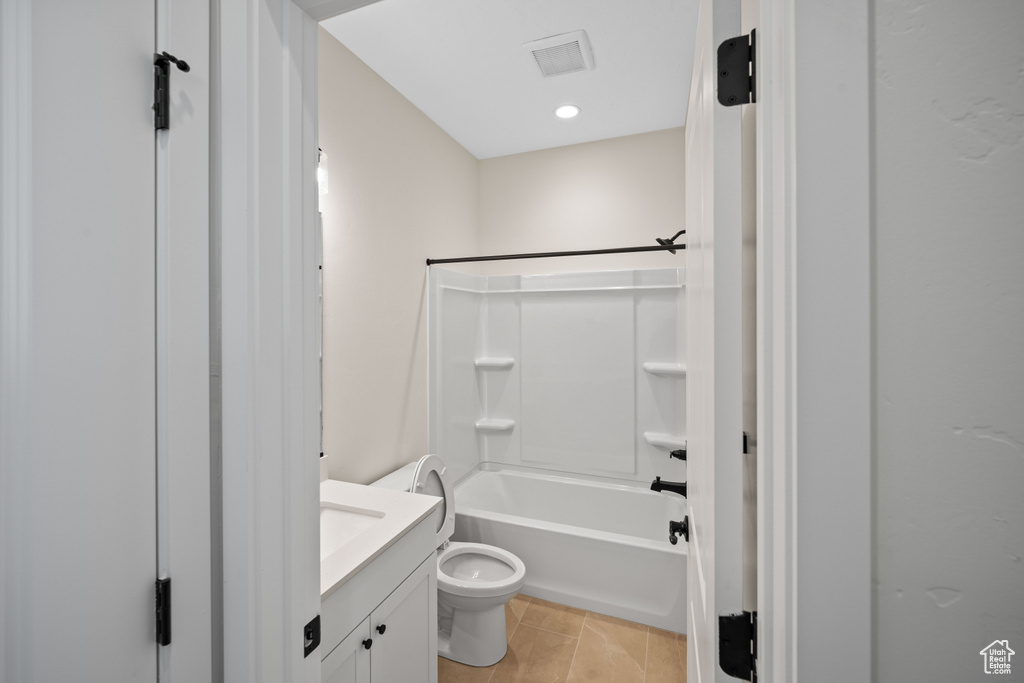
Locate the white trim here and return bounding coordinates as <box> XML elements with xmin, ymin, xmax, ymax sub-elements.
<box><xmin>0</xmin><ymin>0</ymin><xmax>33</xmax><ymax>675</ymax></box>
<box><xmin>756</xmin><ymin>1</ymin><xmax>872</xmax><ymax>681</ymax></box>
<box><xmin>215</xmin><ymin>1</ymin><xmax>320</xmax><ymax>680</ymax></box>
<box><xmin>755</xmin><ymin>2</ymin><xmax>798</xmax><ymax>678</ymax></box>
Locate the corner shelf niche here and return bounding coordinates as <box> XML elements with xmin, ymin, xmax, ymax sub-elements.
<box><xmin>642</xmin><ymin>362</ymin><xmax>686</xmax><ymax>377</ymax></box>
<box><xmin>643</xmin><ymin>432</ymin><xmax>687</xmax><ymax>449</ymax></box>
<box><xmin>474</xmin><ymin>357</ymin><xmax>515</xmax><ymax>370</ymax></box>
<box><xmin>475</xmin><ymin>418</ymin><xmax>515</xmax><ymax>433</ymax></box>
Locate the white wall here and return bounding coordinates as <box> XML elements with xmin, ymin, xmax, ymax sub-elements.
<box><xmin>318</xmin><ymin>28</ymin><xmax>479</xmax><ymax>484</ymax></box>
<box><xmin>873</xmin><ymin>1</ymin><xmax>1024</xmax><ymax>679</ymax></box>
<box><xmin>478</xmin><ymin>128</ymin><xmax>686</xmax><ymax>276</ymax></box>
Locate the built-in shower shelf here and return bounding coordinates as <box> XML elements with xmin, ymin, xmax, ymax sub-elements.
<box><xmin>474</xmin><ymin>357</ymin><xmax>515</xmax><ymax>370</ymax></box>
<box><xmin>644</xmin><ymin>432</ymin><xmax>687</xmax><ymax>449</ymax></box>
<box><xmin>475</xmin><ymin>418</ymin><xmax>515</xmax><ymax>432</ymax></box>
<box><xmin>642</xmin><ymin>362</ymin><xmax>686</xmax><ymax>377</ymax></box>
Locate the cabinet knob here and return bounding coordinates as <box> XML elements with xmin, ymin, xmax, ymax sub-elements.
<box><xmin>362</xmin><ymin>638</ymin><xmax>372</xmax><ymax>650</ymax></box>
<box><xmin>376</xmin><ymin>624</ymin><xmax>387</xmax><ymax>635</ymax></box>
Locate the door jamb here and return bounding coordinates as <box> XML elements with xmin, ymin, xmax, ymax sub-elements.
<box><xmin>754</xmin><ymin>1</ymin><xmax>872</xmax><ymax>681</ymax></box>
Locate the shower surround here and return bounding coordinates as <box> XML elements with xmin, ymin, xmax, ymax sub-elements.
<box><xmin>428</xmin><ymin>267</ymin><xmax>688</xmax><ymax>632</ymax></box>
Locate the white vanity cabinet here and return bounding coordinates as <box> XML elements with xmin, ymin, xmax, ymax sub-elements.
<box><xmin>319</xmin><ymin>487</ymin><xmax>440</xmax><ymax>683</ymax></box>
<box><xmin>322</xmin><ymin>555</ymin><xmax>435</xmax><ymax>683</ymax></box>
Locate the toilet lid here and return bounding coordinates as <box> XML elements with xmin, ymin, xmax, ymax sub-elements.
<box><xmin>411</xmin><ymin>454</ymin><xmax>455</xmax><ymax>546</ymax></box>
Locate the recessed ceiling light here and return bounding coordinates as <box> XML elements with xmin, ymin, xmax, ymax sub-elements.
<box><xmin>555</xmin><ymin>104</ymin><xmax>581</xmax><ymax>119</ymax></box>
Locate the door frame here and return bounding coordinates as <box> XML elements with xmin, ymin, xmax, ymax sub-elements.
<box><xmin>213</xmin><ymin>2</ymin><xmax>321</xmax><ymax>681</ymax></box>
<box><xmin>213</xmin><ymin>2</ymin><xmax>391</xmax><ymax>680</ymax></box>
<box><xmin>754</xmin><ymin>1</ymin><xmax>872</xmax><ymax>681</ymax></box>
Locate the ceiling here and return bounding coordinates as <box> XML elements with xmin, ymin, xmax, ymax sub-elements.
<box><xmin>320</xmin><ymin>0</ymin><xmax>700</xmax><ymax>160</ymax></box>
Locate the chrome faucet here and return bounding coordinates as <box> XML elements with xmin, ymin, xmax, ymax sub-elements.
<box><xmin>651</xmin><ymin>476</ymin><xmax>687</xmax><ymax>498</ymax></box>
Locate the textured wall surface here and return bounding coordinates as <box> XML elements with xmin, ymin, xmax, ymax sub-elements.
<box><xmin>873</xmin><ymin>1</ymin><xmax>1024</xmax><ymax>679</ymax></box>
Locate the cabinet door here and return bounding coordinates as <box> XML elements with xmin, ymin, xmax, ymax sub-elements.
<box><xmin>370</xmin><ymin>557</ymin><xmax>437</xmax><ymax>683</ymax></box>
<box><xmin>322</xmin><ymin>618</ymin><xmax>371</xmax><ymax>683</ymax></box>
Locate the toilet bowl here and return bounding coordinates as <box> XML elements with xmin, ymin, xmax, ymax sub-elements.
<box><xmin>371</xmin><ymin>455</ymin><xmax>526</xmax><ymax>667</ymax></box>
<box><xmin>436</xmin><ymin>541</ymin><xmax>526</xmax><ymax>666</ymax></box>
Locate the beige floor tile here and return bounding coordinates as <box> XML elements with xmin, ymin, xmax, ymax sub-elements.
<box><xmin>519</xmin><ymin>597</ymin><xmax>586</xmax><ymax>637</ymax></box>
<box><xmin>566</xmin><ymin>613</ymin><xmax>648</xmax><ymax>683</ymax></box>
<box><xmin>505</xmin><ymin>594</ymin><xmax>532</xmax><ymax>641</ymax></box>
<box><xmin>489</xmin><ymin>624</ymin><xmax>578</xmax><ymax>683</ymax></box>
<box><xmin>645</xmin><ymin>628</ymin><xmax>687</xmax><ymax>683</ymax></box>
<box><xmin>438</xmin><ymin>655</ymin><xmax>496</xmax><ymax>683</ymax></box>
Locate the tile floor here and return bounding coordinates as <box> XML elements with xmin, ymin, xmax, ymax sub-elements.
<box><xmin>438</xmin><ymin>594</ymin><xmax>687</xmax><ymax>683</ymax></box>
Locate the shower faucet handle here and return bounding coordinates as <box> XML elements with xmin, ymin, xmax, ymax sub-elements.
<box><xmin>670</xmin><ymin>447</ymin><xmax>687</xmax><ymax>461</ymax></box>
<box><xmin>669</xmin><ymin>517</ymin><xmax>689</xmax><ymax>545</ymax></box>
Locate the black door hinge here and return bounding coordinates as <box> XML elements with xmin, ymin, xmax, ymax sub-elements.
<box><xmin>717</xmin><ymin>29</ymin><xmax>756</xmax><ymax>106</ymax></box>
<box><xmin>743</xmin><ymin>431</ymin><xmax>748</xmax><ymax>454</ymax></box>
<box><xmin>155</xmin><ymin>577</ymin><xmax>171</xmax><ymax>646</ymax></box>
<box><xmin>303</xmin><ymin>615</ymin><xmax>321</xmax><ymax>658</ymax></box>
<box><xmin>153</xmin><ymin>52</ymin><xmax>190</xmax><ymax>130</ymax></box>
<box><xmin>720</xmin><ymin>610</ymin><xmax>757</xmax><ymax>681</ymax></box>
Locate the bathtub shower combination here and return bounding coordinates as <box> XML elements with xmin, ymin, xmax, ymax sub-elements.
<box><xmin>428</xmin><ymin>267</ymin><xmax>688</xmax><ymax>633</ymax></box>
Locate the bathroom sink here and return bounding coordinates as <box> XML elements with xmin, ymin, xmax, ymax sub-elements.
<box><xmin>320</xmin><ymin>479</ymin><xmax>442</xmax><ymax>597</ymax></box>
<box><xmin>320</xmin><ymin>503</ymin><xmax>385</xmax><ymax>560</ymax></box>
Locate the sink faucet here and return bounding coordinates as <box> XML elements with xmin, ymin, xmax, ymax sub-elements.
<box><xmin>651</xmin><ymin>476</ymin><xmax>687</xmax><ymax>498</ymax></box>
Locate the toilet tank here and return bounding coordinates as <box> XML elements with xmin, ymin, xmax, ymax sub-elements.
<box><xmin>368</xmin><ymin>462</ymin><xmax>418</xmax><ymax>491</ymax></box>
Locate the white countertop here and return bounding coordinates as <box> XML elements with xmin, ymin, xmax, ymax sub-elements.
<box><xmin>320</xmin><ymin>479</ymin><xmax>441</xmax><ymax>599</ymax></box>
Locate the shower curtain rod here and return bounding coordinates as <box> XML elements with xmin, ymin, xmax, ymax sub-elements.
<box><xmin>426</xmin><ymin>242</ymin><xmax>685</xmax><ymax>266</ymax></box>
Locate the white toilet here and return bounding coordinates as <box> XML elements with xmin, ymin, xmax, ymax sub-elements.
<box><xmin>371</xmin><ymin>454</ymin><xmax>526</xmax><ymax>667</ymax></box>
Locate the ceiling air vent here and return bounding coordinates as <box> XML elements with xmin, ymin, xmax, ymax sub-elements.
<box><xmin>524</xmin><ymin>30</ymin><xmax>595</xmax><ymax>78</ymax></box>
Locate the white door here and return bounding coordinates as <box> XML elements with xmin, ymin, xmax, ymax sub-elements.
<box><xmin>684</xmin><ymin>0</ymin><xmax>746</xmax><ymax>681</ymax></box>
<box><xmin>13</xmin><ymin>1</ymin><xmax>165</xmax><ymax>679</ymax></box>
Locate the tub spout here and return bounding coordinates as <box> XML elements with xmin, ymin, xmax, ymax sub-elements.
<box><xmin>651</xmin><ymin>476</ymin><xmax>687</xmax><ymax>498</ymax></box>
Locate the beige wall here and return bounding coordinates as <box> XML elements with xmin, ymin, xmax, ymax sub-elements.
<box><xmin>478</xmin><ymin>128</ymin><xmax>686</xmax><ymax>276</ymax></box>
<box><xmin>318</xmin><ymin>28</ymin><xmax>478</xmax><ymax>484</ymax></box>
<box><xmin>320</xmin><ymin>28</ymin><xmax>686</xmax><ymax>484</ymax></box>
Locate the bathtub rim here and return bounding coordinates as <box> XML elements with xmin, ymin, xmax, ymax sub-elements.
<box><xmin>453</xmin><ymin>463</ymin><xmax>687</xmax><ymax>555</ymax></box>
<box><xmin>459</xmin><ymin>460</ymin><xmax>677</xmax><ymax>494</ymax></box>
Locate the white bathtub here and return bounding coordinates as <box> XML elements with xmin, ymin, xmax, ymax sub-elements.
<box><xmin>450</xmin><ymin>466</ymin><xmax>687</xmax><ymax>634</ymax></box>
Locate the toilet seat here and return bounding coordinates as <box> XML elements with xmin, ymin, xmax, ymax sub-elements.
<box><xmin>411</xmin><ymin>454</ymin><xmax>455</xmax><ymax>547</ymax></box>
<box><xmin>437</xmin><ymin>541</ymin><xmax>527</xmax><ymax>599</ymax></box>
